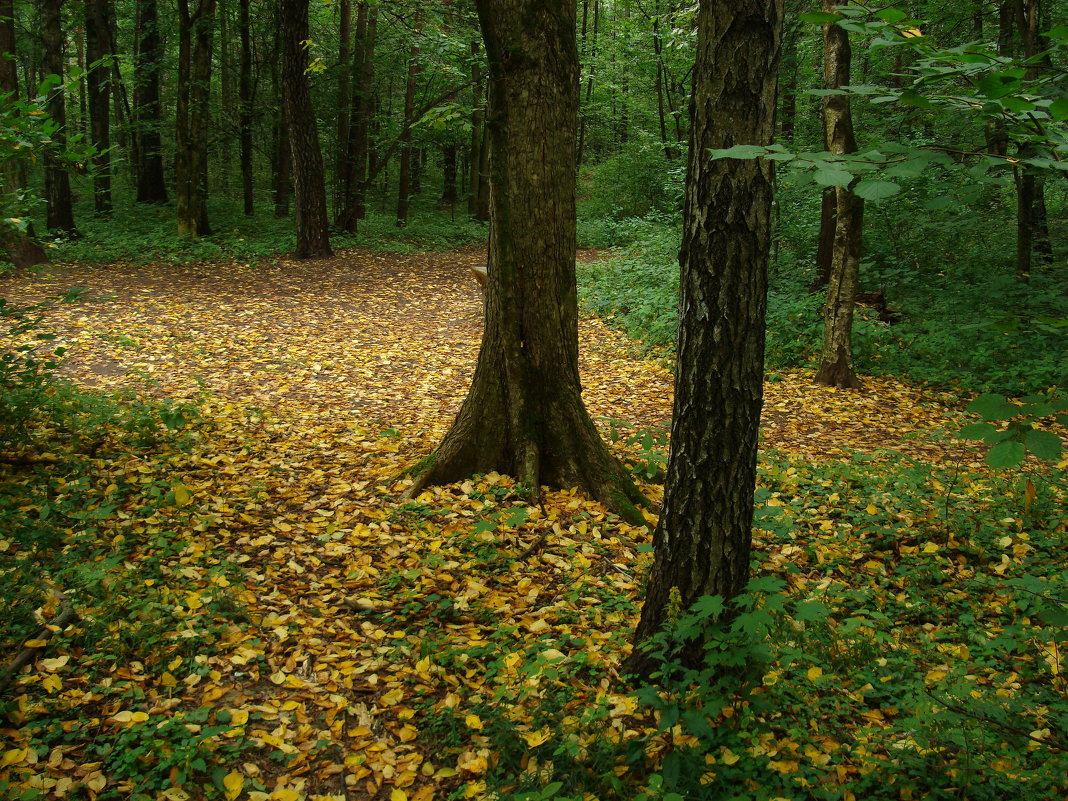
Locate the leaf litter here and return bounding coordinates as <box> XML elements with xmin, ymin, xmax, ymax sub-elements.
<box><xmin>0</xmin><ymin>250</ymin><xmax>1063</xmax><ymax>800</ymax></box>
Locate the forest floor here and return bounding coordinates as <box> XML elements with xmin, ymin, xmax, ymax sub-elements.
<box><xmin>0</xmin><ymin>250</ymin><xmax>1062</xmax><ymax>801</ymax></box>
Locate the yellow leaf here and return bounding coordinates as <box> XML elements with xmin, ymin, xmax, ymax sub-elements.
<box><xmin>390</xmin><ymin>790</ymin><xmax>408</xmax><ymax>801</ymax></box>
<box><xmin>223</xmin><ymin>771</ymin><xmax>244</xmax><ymax>801</ymax></box>
<box><xmin>40</xmin><ymin>655</ymin><xmax>69</xmax><ymax>672</ymax></box>
<box><xmin>23</xmin><ymin>638</ymin><xmax>48</xmax><ymax>648</ymax></box>
<box><xmin>1</xmin><ymin>749</ymin><xmax>25</xmax><ymax>767</ymax></box>
<box><xmin>521</xmin><ymin>728</ymin><xmax>551</xmax><ymax>748</ymax></box>
<box><xmin>173</xmin><ymin>483</ymin><xmax>193</xmax><ymax>507</ymax></box>
<box><xmin>865</xmin><ymin>504</ymin><xmax>878</xmax><ymax>515</ymax></box>
<box><xmin>433</xmin><ymin>767</ymin><xmax>457</xmax><ymax>779</ymax></box>
<box><xmin>85</xmin><ymin>773</ymin><xmax>107</xmax><ymax>792</ymax></box>
<box><xmin>464</xmin><ymin>714</ymin><xmax>483</xmax><ymax>730</ymax></box>
<box><xmin>806</xmin><ymin>666</ymin><xmax>823</xmax><ymax>681</ymax></box>
<box><xmin>160</xmin><ymin>672</ymin><xmax>178</xmax><ymax>687</ymax></box>
<box><xmin>269</xmin><ymin>790</ymin><xmax>300</xmax><ymax>801</ymax></box>
<box><xmin>41</xmin><ymin>674</ymin><xmax>62</xmax><ymax>693</ymax></box>
<box><xmin>230</xmin><ymin>709</ymin><xmax>249</xmax><ymax>726</ymax></box>
<box><xmin>720</xmin><ymin>747</ymin><xmax>740</xmax><ymax>765</ymax></box>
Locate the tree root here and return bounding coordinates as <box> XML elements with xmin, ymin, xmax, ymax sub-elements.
<box><xmin>0</xmin><ymin>588</ymin><xmax>78</xmax><ymax>695</ymax></box>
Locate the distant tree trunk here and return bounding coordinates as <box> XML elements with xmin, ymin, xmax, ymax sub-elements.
<box><xmin>441</xmin><ymin>144</ymin><xmax>457</xmax><ymax>204</ymax></box>
<box><xmin>405</xmin><ymin>0</ymin><xmax>647</xmax><ymax>527</ymax></box>
<box><xmin>39</xmin><ymin>0</ymin><xmax>75</xmax><ymax>234</ymax></box>
<box><xmin>813</xmin><ymin>187</ymin><xmax>835</xmax><ymax>289</ymax></box>
<box><xmin>85</xmin><ymin>0</ymin><xmax>112</xmax><ymax>214</ymax></box>
<box><xmin>336</xmin><ymin>2</ymin><xmax>374</xmax><ymax>232</ymax></box>
<box><xmin>396</xmin><ymin>39</ymin><xmax>420</xmax><ymax>226</ymax></box>
<box><xmin>814</xmin><ymin>1</ymin><xmax>862</xmax><ymax>389</ymax></box>
<box><xmin>133</xmin><ymin>0</ymin><xmax>167</xmax><ymax>203</ymax></box>
<box><xmin>779</xmin><ymin>18</ymin><xmax>799</xmax><ymax>144</ymax></box>
<box><xmin>0</xmin><ymin>0</ymin><xmax>48</xmax><ymax>266</ymax></box>
<box><xmin>627</xmin><ymin>0</ymin><xmax>782</xmax><ymax>678</ymax></box>
<box><xmin>176</xmin><ymin>0</ymin><xmax>216</xmax><ymax>236</ymax></box>
<box><xmin>651</xmin><ymin>1</ymin><xmax>677</xmax><ymax>161</ymax></box>
<box><xmin>333</xmin><ymin>0</ymin><xmax>352</xmax><ymax>218</ymax></box>
<box><xmin>280</xmin><ymin>0</ymin><xmax>332</xmax><ymax>257</ymax></box>
<box><xmin>467</xmin><ymin>39</ymin><xmax>486</xmax><ymax>216</ymax></box>
<box><xmin>269</xmin><ymin>16</ymin><xmax>290</xmax><ymax>218</ymax></box>
<box><xmin>576</xmin><ymin>0</ymin><xmax>598</xmax><ymax>168</ymax></box>
<box><xmin>238</xmin><ymin>0</ymin><xmax>253</xmax><ymax>214</ymax></box>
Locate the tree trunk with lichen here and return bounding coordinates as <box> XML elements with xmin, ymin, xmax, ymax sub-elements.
<box><xmin>626</xmin><ymin>0</ymin><xmax>782</xmax><ymax>679</ymax></box>
<box><xmin>404</xmin><ymin>0</ymin><xmax>647</xmax><ymax>527</ymax></box>
<box><xmin>814</xmin><ymin>1</ymin><xmax>862</xmax><ymax>389</ymax></box>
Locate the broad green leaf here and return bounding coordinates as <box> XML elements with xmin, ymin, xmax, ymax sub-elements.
<box><xmin>1025</xmin><ymin>429</ymin><xmax>1063</xmax><ymax>462</ymax></box>
<box><xmin>985</xmin><ymin>440</ymin><xmax>1025</xmax><ymax>468</ymax></box>
<box><xmin>898</xmin><ymin>89</ymin><xmax>933</xmax><ymax>108</ymax></box>
<box><xmin>876</xmin><ymin>8</ymin><xmax>908</xmax><ymax>23</ymax></box>
<box><xmin>799</xmin><ymin>11</ymin><xmax>841</xmax><ymax>24</ymax></box>
<box><xmin>958</xmin><ymin>422</ymin><xmax>997</xmax><ymax>441</ymax></box>
<box><xmin>885</xmin><ymin>158</ymin><xmax>929</xmax><ymax>179</ymax></box>
<box><xmin>967</xmin><ymin>393</ymin><xmax>1018</xmax><ymax>421</ymax></box>
<box><xmin>1001</xmin><ymin>96</ymin><xmax>1036</xmax><ymax>113</ymax></box>
<box><xmin>709</xmin><ymin>144</ymin><xmax>768</xmax><ymax>160</ymax></box>
<box><xmin>814</xmin><ymin>167</ymin><xmax>853</xmax><ymax>186</ymax></box>
<box><xmin>794</xmin><ymin>600</ymin><xmax>831</xmax><ymax>622</ymax></box>
<box><xmin>1048</xmin><ymin>97</ymin><xmax>1068</xmax><ymax>121</ymax></box>
<box><xmin>853</xmin><ymin>179</ymin><xmax>900</xmax><ymax>200</ymax></box>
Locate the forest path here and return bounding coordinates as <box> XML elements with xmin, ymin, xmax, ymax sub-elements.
<box><xmin>3</xmin><ymin>247</ymin><xmax>964</xmax><ymax>467</ymax></box>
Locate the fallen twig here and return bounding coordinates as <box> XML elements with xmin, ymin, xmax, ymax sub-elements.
<box><xmin>0</xmin><ymin>588</ymin><xmax>78</xmax><ymax>695</ymax></box>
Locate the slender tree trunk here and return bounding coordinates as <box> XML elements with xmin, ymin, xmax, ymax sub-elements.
<box><xmin>651</xmin><ymin>2</ymin><xmax>677</xmax><ymax>161</ymax></box>
<box><xmin>176</xmin><ymin>0</ymin><xmax>215</xmax><ymax>236</ymax></box>
<box><xmin>134</xmin><ymin>0</ymin><xmax>167</xmax><ymax>202</ymax></box>
<box><xmin>85</xmin><ymin>0</ymin><xmax>112</xmax><ymax>214</ymax></box>
<box><xmin>814</xmin><ymin>2</ymin><xmax>862</xmax><ymax>389</ymax></box>
<box><xmin>467</xmin><ymin>39</ymin><xmax>485</xmax><ymax>216</ymax></box>
<box><xmin>441</xmin><ymin>144</ymin><xmax>457</xmax><ymax>205</ymax></box>
<box><xmin>336</xmin><ymin>2</ymin><xmax>374</xmax><ymax>232</ymax></box>
<box><xmin>280</xmin><ymin>0</ymin><xmax>332</xmax><ymax>257</ymax></box>
<box><xmin>396</xmin><ymin>38</ymin><xmax>420</xmax><ymax>226</ymax></box>
<box><xmin>576</xmin><ymin>0</ymin><xmax>598</xmax><ymax>168</ymax></box>
<box><xmin>627</xmin><ymin>0</ymin><xmax>783</xmax><ymax>678</ymax></box>
<box><xmin>270</xmin><ymin>13</ymin><xmax>290</xmax><ymax>218</ymax></box>
<box><xmin>238</xmin><ymin>0</ymin><xmax>253</xmax><ymax>214</ymax></box>
<box><xmin>779</xmin><ymin>20</ymin><xmax>799</xmax><ymax>144</ymax></box>
<box><xmin>333</xmin><ymin>0</ymin><xmax>352</xmax><ymax>218</ymax></box>
<box><xmin>405</xmin><ymin>0</ymin><xmax>647</xmax><ymax>527</ymax></box>
<box><xmin>0</xmin><ymin>0</ymin><xmax>48</xmax><ymax>266</ymax></box>
<box><xmin>39</xmin><ymin>0</ymin><xmax>75</xmax><ymax>234</ymax></box>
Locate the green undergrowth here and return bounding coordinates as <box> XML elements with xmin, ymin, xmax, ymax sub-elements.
<box><xmin>39</xmin><ymin>195</ymin><xmax>487</xmax><ymax>267</ymax></box>
<box><xmin>479</xmin><ymin>450</ymin><xmax>1068</xmax><ymax>801</ymax></box>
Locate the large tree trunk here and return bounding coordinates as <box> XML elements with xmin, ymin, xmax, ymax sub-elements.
<box><xmin>176</xmin><ymin>0</ymin><xmax>215</xmax><ymax>236</ymax></box>
<box><xmin>336</xmin><ymin>2</ymin><xmax>375</xmax><ymax>232</ymax></box>
<box><xmin>85</xmin><ymin>0</ymin><xmax>112</xmax><ymax>214</ymax></box>
<box><xmin>814</xmin><ymin>1</ymin><xmax>862</xmax><ymax>389</ymax></box>
<box><xmin>0</xmin><ymin>0</ymin><xmax>48</xmax><ymax>267</ymax></box>
<box><xmin>133</xmin><ymin>0</ymin><xmax>167</xmax><ymax>203</ymax></box>
<box><xmin>39</xmin><ymin>0</ymin><xmax>76</xmax><ymax>234</ymax></box>
<box><xmin>404</xmin><ymin>0</ymin><xmax>647</xmax><ymax>526</ymax></box>
<box><xmin>238</xmin><ymin>0</ymin><xmax>253</xmax><ymax>215</ymax></box>
<box><xmin>395</xmin><ymin>38</ymin><xmax>420</xmax><ymax>226</ymax></box>
<box><xmin>280</xmin><ymin>0</ymin><xmax>332</xmax><ymax>257</ymax></box>
<box><xmin>627</xmin><ymin>0</ymin><xmax>782</xmax><ymax>679</ymax></box>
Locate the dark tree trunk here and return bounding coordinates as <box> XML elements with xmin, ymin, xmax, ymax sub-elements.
<box><xmin>467</xmin><ymin>39</ymin><xmax>485</xmax><ymax>216</ymax></box>
<box><xmin>404</xmin><ymin>0</ymin><xmax>647</xmax><ymax>527</ymax></box>
<box><xmin>336</xmin><ymin>2</ymin><xmax>374</xmax><ymax>232</ymax></box>
<box><xmin>133</xmin><ymin>0</ymin><xmax>167</xmax><ymax>203</ymax></box>
<box><xmin>333</xmin><ymin>0</ymin><xmax>352</xmax><ymax>218</ymax></box>
<box><xmin>814</xmin><ymin>1</ymin><xmax>862</xmax><ymax>389</ymax></box>
<box><xmin>0</xmin><ymin>0</ymin><xmax>48</xmax><ymax>266</ymax></box>
<box><xmin>396</xmin><ymin>39</ymin><xmax>420</xmax><ymax>227</ymax></box>
<box><xmin>280</xmin><ymin>0</ymin><xmax>332</xmax><ymax>257</ymax></box>
<box><xmin>85</xmin><ymin>0</ymin><xmax>112</xmax><ymax>214</ymax></box>
<box><xmin>651</xmin><ymin>1</ymin><xmax>677</xmax><ymax>161</ymax></box>
<box><xmin>269</xmin><ymin>15</ymin><xmax>290</xmax><ymax>218</ymax></box>
<box><xmin>441</xmin><ymin>144</ymin><xmax>457</xmax><ymax>205</ymax></box>
<box><xmin>176</xmin><ymin>0</ymin><xmax>215</xmax><ymax>236</ymax></box>
<box><xmin>39</xmin><ymin>0</ymin><xmax>76</xmax><ymax>234</ymax></box>
<box><xmin>627</xmin><ymin>0</ymin><xmax>782</xmax><ymax>678</ymax></box>
<box><xmin>238</xmin><ymin>0</ymin><xmax>253</xmax><ymax>214</ymax></box>
<box><xmin>779</xmin><ymin>19</ymin><xmax>799</xmax><ymax>144</ymax></box>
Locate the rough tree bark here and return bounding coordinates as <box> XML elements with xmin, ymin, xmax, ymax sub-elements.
<box><xmin>395</xmin><ymin>35</ymin><xmax>420</xmax><ymax>226</ymax></box>
<box><xmin>238</xmin><ymin>0</ymin><xmax>253</xmax><ymax>214</ymax></box>
<box><xmin>333</xmin><ymin>0</ymin><xmax>352</xmax><ymax>219</ymax></box>
<box><xmin>814</xmin><ymin>1</ymin><xmax>863</xmax><ymax>389</ymax></box>
<box><xmin>0</xmin><ymin>0</ymin><xmax>48</xmax><ymax>267</ymax></box>
<box><xmin>85</xmin><ymin>0</ymin><xmax>112</xmax><ymax>214</ymax></box>
<box><xmin>133</xmin><ymin>0</ymin><xmax>167</xmax><ymax>202</ymax></box>
<box><xmin>626</xmin><ymin>0</ymin><xmax>783</xmax><ymax>679</ymax></box>
<box><xmin>39</xmin><ymin>0</ymin><xmax>75</xmax><ymax>234</ymax></box>
<box><xmin>280</xmin><ymin>0</ymin><xmax>332</xmax><ymax>257</ymax></box>
<box><xmin>336</xmin><ymin>2</ymin><xmax>375</xmax><ymax>231</ymax></box>
<box><xmin>176</xmin><ymin>0</ymin><xmax>216</xmax><ymax>236</ymax></box>
<box><xmin>404</xmin><ymin>0</ymin><xmax>647</xmax><ymax>526</ymax></box>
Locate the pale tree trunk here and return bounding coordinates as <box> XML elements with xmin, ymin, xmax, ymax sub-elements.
<box><xmin>0</xmin><ymin>0</ymin><xmax>48</xmax><ymax>266</ymax></box>
<box><xmin>176</xmin><ymin>0</ymin><xmax>216</xmax><ymax>236</ymax></box>
<box><xmin>133</xmin><ymin>0</ymin><xmax>167</xmax><ymax>203</ymax></box>
<box><xmin>404</xmin><ymin>0</ymin><xmax>647</xmax><ymax>527</ymax></box>
<box><xmin>39</xmin><ymin>0</ymin><xmax>76</xmax><ymax>234</ymax></box>
<box><xmin>627</xmin><ymin>0</ymin><xmax>783</xmax><ymax>678</ymax></box>
<box><xmin>281</xmin><ymin>0</ymin><xmax>332</xmax><ymax>257</ymax></box>
<box><xmin>814</xmin><ymin>1</ymin><xmax>862</xmax><ymax>389</ymax></box>
<box><xmin>85</xmin><ymin>0</ymin><xmax>112</xmax><ymax>214</ymax></box>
